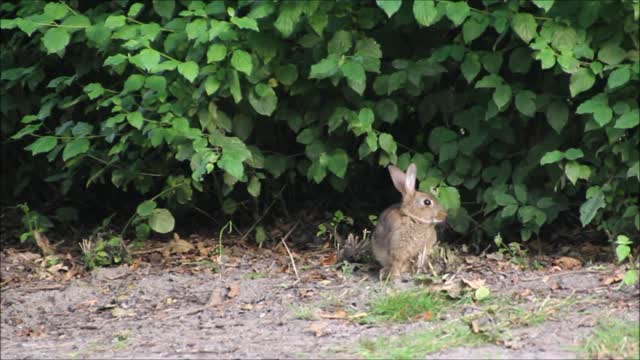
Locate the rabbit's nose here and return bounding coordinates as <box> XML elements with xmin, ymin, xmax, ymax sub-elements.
<box><xmin>435</xmin><ymin>211</ymin><xmax>447</xmax><ymax>222</ymax></box>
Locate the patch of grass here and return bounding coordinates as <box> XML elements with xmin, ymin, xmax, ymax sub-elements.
<box><xmin>579</xmin><ymin>319</ymin><xmax>640</xmax><ymax>360</ymax></box>
<box><xmin>363</xmin><ymin>290</ymin><xmax>451</xmax><ymax>323</ymax></box>
<box><xmin>290</xmin><ymin>305</ymin><xmax>316</xmax><ymax>320</ymax></box>
<box><xmin>359</xmin><ymin>320</ymin><xmax>484</xmax><ymax>359</ymax></box>
<box><xmin>243</xmin><ymin>271</ymin><xmax>268</xmax><ymax>280</ymax></box>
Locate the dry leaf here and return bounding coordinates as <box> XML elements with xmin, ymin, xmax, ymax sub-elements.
<box><xmin>319</xmin><ymin>310</ymin><xmax>347</xmax><ymax>319</ymax></box>
<box><xmin>552</xmin><ymin>256</ymin><xmax>582</xmax><ymax>270</ymax></box>
<box><xmin>227</xmin><ymin>283</ymin><xmax>240</xmax><ymax>299</ymax></box>
<box><xmin>602</xmin><ymin>271</ymin><xmax>625</xmax><ymax>285</ymax></box>
<box><xmin>347</xmin><ymin>312</ymin><xmax>368</xmax><ymax>320</ymax></box>
<box><xmin>241</xmin><ymin>303</ymin><xmax>253</xmax><ymax>310</ymax></box>
<box><xmin>206</xmin><ymin>290</ymin><xmax>225</xmax><ymax>307</ymax></box>
<box><xmin>321</xmin><ymin>253</ymin><xmax>337</xmax><ymax>266</ymax></box>
<box><xmin>461</xmin><ymin>277</ymin><xmax>486</xmax><ymax>289</ymax></box>
<box><xmin>111</xmin><ymin>307</ymin><xmax>135</xmax><ymax>317</ymax></box>
<box><xmin>298</xmin><ymin>288</ymin><xmax>315</xmax><ymax>298</ymax></box>
<box><xmin>470</xmin><ymin>319</ymin><xmax>480</xmax><ymax>333</ymax></box>
<box><xmin>414</xmin><ymin>311</ymin><xmax>433</xmax><ymax>321</ymax></box>
<box><xmin>129</xmin><ymin>257</ymin><xmax>141</xmax><ymax>271</ymax></box>
<box><xmin>307</xmin><ymin>321</ymin><xmax>329</xmax><ymax>337</ymax></box>
<box><xmin>486</xmin><ymin>252</ymin><xmax>504</xmax><ymax>261</ymax></box>
<box><xmin>33</xmin><ymin>230</ymin><xmax>56</xmax><ymax>256</ymax></box>
<box><xmin>162</xmin><ymin>234</ymin><xmax>195</xmax><ymax>257</ymax></box>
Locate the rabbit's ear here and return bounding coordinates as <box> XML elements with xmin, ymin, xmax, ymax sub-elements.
<box><xmin>404</xmin><ymin>163</ymin><xmax>417</xmax><ymax>195</ymax></box>
<box><xmin>388</xmin><ymin>165</ymin><xmax>407</xmax><ymax>195</ymax></box>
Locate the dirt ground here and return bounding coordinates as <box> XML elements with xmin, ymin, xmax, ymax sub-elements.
<box><xmin>1</xmin><ymin>237</ymin><xmax>639</xmax><ymax>359</ymax></box>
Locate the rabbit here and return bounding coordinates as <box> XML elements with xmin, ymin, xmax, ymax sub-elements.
<box><xmin>372</xmin><ymin>163</ymin><xmax>447</xmax><ymax>281</ymax></box>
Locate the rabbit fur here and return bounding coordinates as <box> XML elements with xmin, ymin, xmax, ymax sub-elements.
<box><xmin>372</xmin><ymin>163</ymin><xmax>447</xmax><ymax>281</ymax></box>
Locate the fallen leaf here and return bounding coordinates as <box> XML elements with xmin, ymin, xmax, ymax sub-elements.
<box><xmin>319</xmin><ymin>310</ymin><xmax>347</xmax><ymax>319</ymax></box>
<box><xmin>307</xmin><ymin>321</ymin><xmax>329</xmax><ymax>337</ymax></box>
<box><xmin>298</xmin><ymin>288</ymin><xmax>315</xmax><ymax>298</ymax></box>
<box><xmin>206</xmin><ymin>290</ymin><xmax>225</xmax><ymax>307</ymax></box>
<box><xmin>461</xmin><ymin>277</ymin><xmax>486</xmax><ymax>289</ymax></box>
<box><xmin>321</xmin><ymin>253</ymin><xmax>337</xmax><ymax>266</ymax></box>
<box><xmin>470</xmin><ymin>319</ymin><xmax>480</xmax><ymax>333</ymax></box>
<box><xmin>516</xmin><ymin>288</ymin><xmax>533</xmax><ymax>299</ymax></box>
<box><xmin>464</xmin><ymin>256</ymin><xmax>478</xmax><ymax>264</ymax></box>
<box><xmin>602</xmin><ymin>271</ymin><xmax>625</xmax><ymax>285</ymax></box>
<box><xmin>552</xmin><ymin>256</ymin><xmax>582</xmax><ymax>270</ymax></box>
<box><xmin>111</xmin><ymin>307</ymin><xmax>136</xmax><ymax>317</ymax></box>
<box><xmin>241</xmin><ymin>303</ymin><xmax>253</xmax><ymax>310</ymax></box>
<box><xmin>347</xmin><ymin>312</ymin><xmax>368</xmax><ymax>320</ymax></box>
<box><xmin>486</xmin><ymin>252</ymin><xmax>504</xmax><ymax>261</ymax></box>
<box><xmin>34</xmin><ymin>230</ymin><xmax>56</xmax><ymax>256</ymax></box>
<box><xmin>227</xmin><ymin>283</ymin><xmax>240</xmax><ymax>299</ymax></box>
<box><xmin>129</xmin><ymin>257</ymin><xmax>141</xmax><ymax>271</ymax></box>
<box><xmin>162</xmin><ymin>234</ymin><xmax>195</xmax><ymax>257</ymax></box>
<box><xmin>414</xmin><ymin>311</ymin><xmax>433</xmax><ymax>321</ymax></box>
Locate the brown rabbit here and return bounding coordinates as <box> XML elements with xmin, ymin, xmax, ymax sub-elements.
<box><xmin>372</xmin><ymin>163</ymin><xmax>447</xmax><ymax>281</ymax></box>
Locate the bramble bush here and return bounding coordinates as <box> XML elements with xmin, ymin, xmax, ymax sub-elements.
<box><xmin>1</xmin><ymin>0</ymin><xmax>638</xmax><ymax>248</ymax></box>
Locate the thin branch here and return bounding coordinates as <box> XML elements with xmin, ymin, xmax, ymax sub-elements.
<box><xmin>281</xmin><ymin>221</ymin><xmax>301</xmax><ymax>283</ymax></box>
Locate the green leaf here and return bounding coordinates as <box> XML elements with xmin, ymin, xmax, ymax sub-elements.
<box><xmin>44</xmin><ymin>3</ymin><xmax>69</xmax><ymax>20</ymax></box>
<box><xmin>249</xmin><ymin>86</ymin><xmax>278</xmax><ymax>116</ymax></box>
<box><xmin>576</xmin><ymin>95</ymin><xmax>612</xmax><ymax>127</ymax></box>
<box><xmin>511</xmin><ymin>13</ymin><xmax>537</xmax><ymax>44</ymax></box>
<box><xmin>515</xmin><ymin>90</ymin><xmax>536</xmax><ymax>117</ymax></box>
<box><xmin>540</xmin><ymin>150</ymin><xmax>564</xmax><ymax>165</ymax></box>
<box><xmin>26</xmin><ymin>136</ymin><xmax>57</xmax><ymax>155</ymax></box>
<box><xmin>207</xmin><ymin>44</ymin><xmax>227</xmax><ymax>63</ymax></box>
<box><xmin>145</xmin><ymin>75</ymin><xmax>167</xmax><ymax>94</ymax></box>
<box><xmin>124</xmin><ymin>74</ymin><xmax>145</xmax><ymax>92</ymax></box>
<box><xmin>247</xmin><ymin>176</ymin><xmax>261</xmax><ymax>197</ymax></box>
<box><xmin>565</xmin><ymin>161</ymin><xmax>580</xmax><ymax>185</ymax></box>
<box><xmin>128</xmin><ymin>3</ymin><xmax>144</xmax><ymax>17</ymax></box>
<box><xmin>622</xmin><ymin>270</ymin><xmax>638</xmax><ymax>286</ymax></box>
<box><xmin>148</xmin><ymin>208</ymin><xmax>175</xmax><ymax>234</ymax></box>
<box><xmin>475</xmin><ymin>286</ymin><xmax>491</xmax><ymax>301</ymax></box>
<box><xmin>564</xmin><ymin>148</ymin><xmax>584</xmax><ymax>161</ymax></box>
<box><xmin>569</xmin><ymin>68</ymin><xmax>595</xmax><ymax>97</ymax></box>
<box><xmin>463</xmin><ymin>13</ymin><xmax>490</xmax><ymax>43</ymax></box>
<box><xmin>327</xmin><ymin>149</ymin><xmax>349</xmax><ymax>178</ymax></box>
<box><xmin>83</xmin><ymin>83</ymin><xmax>104</xmax><ymax>100</ymax></box>
<box><xmin>62</xmin><ymin>138</ymin><xmax>90</xmax><ymax>161</ymax></box>
<box><xmin>231</xmin><ymin>16</ymin><xmax>259</xmax><ymax>31</ymax></box>
<box><xmin>341</xmin><ymin>60</ymin><xmax>366</xmax><ymax>95</ymax></box>
<box><xmin>264</xmin><ymin>155</ymin><xmax>287</xmax><ymax>177</ymax></box>
<box><xmin>413</xmin><ymin>0</ymin><xmax>438</xmax><ymax>27</ymax></box>
<box><xmin>275</xmin><ymin>64</ymin><xmax>298</xmax><ymax>86</ymax></box>
<box><xmin>495</xmin><ymin>193</ymin><xmax>518</xmax><ymax>206</ymax></box>
<box><xmin>598</xmin><ymin>43</ymin><xmax>627</xmax><ymax>65</ymax></box>
<box><xmin>177</xmin><ymin>61</ymin><xmax>199</xmax><ymax>82</ymax></box>
<box><xmin>104</xmin><ymin>15</ymin><xmax>126</xmax><ymax>29</ymax></box>
<box><xmin>11</xmin><ymin>123</ymin><xmax>42</xmax><ymax>140</ymax></box>
<box><xmin>475</xmin><ymin>74</ymin><xmax>502</xmax><ymax>88</ymax></box>
<box><xmin>501</xmin><ymin>204</ymin><xmax>518</xmax><ymax>218</ymax></box>
<box><xmin>186</xmin><ymin>19</ymin><xmax>207</xmax><ymax>41</ymax></box>
<box><xmin>437</xmin><ymin>186</ymin><xmax>461</xmax><ymax>213</ymax></box>
<box><xmin>231</xmin><ymin>50</ymin><xmax>253</xmax><ymax>76</ymax></box>
<box><xmin>378</xmin><ymin>133</ymin><xmax>397</xmax><ymax>155</ymax></box>
<box><xmin>376</xmin><ymin>0</ymin><xmax>402</xmax><ymax>18</ymax></box>
<box><xmin>608</xmin><ymin>66</ymin><xmax>631</xmax><ymax>89</ymax></box>
<box><xmin>493</xmin><ymin>84</ymin><xmax>512</xmax><ymax>109</ymax></box>
<box><xmin>532</xmin><ymin>0</ymin><xmax>554</xmax><ymax>12</ymax></box>
<box><xmin>375</xmin><ymin>99</ymin><xmax>399</xmax><ymax>123</ymax></box>
<box><xmin>461</xmin><ymin>53</ymin><xmax>481</xmax><ymax>83</ymax></box>
<box><xmin>614</xmin><ymin>109</ymin><xmax>640</xmax><ymax>129</ymax></box>
<box><xmin>445</xmin><ymin>1</ymin><xmax>470</xmax><ymax>26</ymax></box>
<box><xmin>153</xmin><ymin>0</ymin><xmax>175</xmax><ymax>19</ymax></box>
<box><xmin>136</xmin><ymin>49</ymin><xmax>161</xmax><ymax>72</ymax></box>
<box><xmin>579</xmin><ymin>190</ymin><xmax>605</xmax><ymax>226</ymax></box>
<box><xmin>309</xmin><ymin>54</ymin><xmax>340</xmax><ymax>79</ymax></box>
<box><xmin>546</xmin><ymin>101</ymin><xmax>568</xmax><ymax>133</ymax></box>
<box><xmin>42</xmin><ymin>28</ymin><xmax>70</xmax><ymax>53</ymax></box>
<box><xmin>509</xmin><ymin>47</ymin><xmax>533</xmax><ymax>74</ymax></box>
<box><xmin>439</xmin><ymin>142</ymin><xmax>458</xmax><ymax>164</ymax></box>
<box><xmin>204</xmin><ymin>76</ymin><xmax>220</xmax><ymax>95</ymax></box>
<box><xmin>136</xmin><ymin>200</ymin><xmax>157</xmax><ymax>217</ymax></box>
<box><xmin>71</xmin><ymin>122</ymin><xmax>93</xmax><ymax>137</ymax></box>
<box><xmin>127</xmin><ymin>112</ymin><xmax>144</xmax><ymax>129</ymax></box>
<box><xmin>328</xmin><ymin>30</ymin><xmax>352</xmax><ymax>55</ymax></box>
<box><xmin>229</xmin><ymin>70</ymin><xmax>242</xmax><ymax>103</ymax></box>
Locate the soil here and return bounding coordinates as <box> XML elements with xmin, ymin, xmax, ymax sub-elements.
<box><xmin>1</xmin><ymin>238</ymin><xmax>638</xmax><ymax>359</ymax></box>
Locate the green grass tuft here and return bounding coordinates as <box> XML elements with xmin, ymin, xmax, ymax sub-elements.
<box><xmin>579</xmin><ymin>319</ymin><xmax>640</xmax><ymax>360</ymax></box>
<box><xmin>364</xmin><ymin>290</ymin><xmax>451</xmax><ymax>323</ymax></box>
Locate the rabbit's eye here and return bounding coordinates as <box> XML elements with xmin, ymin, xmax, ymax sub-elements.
<box><xmin>423</xmin><ymin>199</ymin><xmax>432</xmax><ymax>206</ymax></box>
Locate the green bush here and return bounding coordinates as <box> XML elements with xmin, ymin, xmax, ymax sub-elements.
<box><xmin>1</xmin><ymin>0</ymin><xmax>638</xmax><ymax>244</ymax></box>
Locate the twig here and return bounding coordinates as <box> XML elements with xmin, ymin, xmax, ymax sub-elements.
<box><xmin>130</xmin><ymin>247</ymin><xmax>165</xmax><ymax>255</ymax></box>
<box><xmin>280</xmin><ymin>221</ymin><xmax>301</xmax><ymax>283</ymax></box>
<box><xmin>240</xmin><ymin>184</ymin><xmax>287</xmax><ymax>241</ymax></box>
<box><xmin>520</xmin><ymin>269</ymin><xmax>605</xmax><ymax>282</ymax></box>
